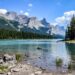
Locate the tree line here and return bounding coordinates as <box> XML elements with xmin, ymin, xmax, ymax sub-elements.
<box><xmin>65</xmin><ymin>15</ymin><xmax>75</xmax><ymax>40</ymax></box>
<box><xmin>0</xmin><ymin>29</ymin><xmax>53</xmax><ymax>39</ymax></box>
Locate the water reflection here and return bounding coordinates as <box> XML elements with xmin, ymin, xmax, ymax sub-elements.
<box><xmin>66</xmin><ymin>43</ymin><xmax>75</xmax><ymax>57</ymax></box>
<box><xmin>65</xmin><ymin>43</ymin><xmax>75</xmax><ymax>69</ymax></box>
<box><xmin>0</xmin><ymin>39</ymin><xmax>73</xmax><ymax>71</ymax></box>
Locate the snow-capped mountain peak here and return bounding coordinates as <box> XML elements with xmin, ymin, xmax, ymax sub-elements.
<box><xmin>28</xmin><ymin>17</ymin><xmax>45</xmax><ymax>30</ymax></box>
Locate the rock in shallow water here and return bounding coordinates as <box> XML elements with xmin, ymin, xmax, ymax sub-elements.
<box><xmin>34</xmin><ymin>71</ymin><xmax>42</xmax><ymax>75</ymax></box>
<box><xmin>7</xmin><ymin>72</ymin><xmax>11</xmax><ymax>75</ymax></box>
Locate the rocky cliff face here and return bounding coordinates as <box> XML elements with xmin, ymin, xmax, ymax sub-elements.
<box><xmin>28</xmin><ymin>17</ymin><xmax>45</xmax><ymax>29</ymax></box>
<box><xmin>5</xmin><ymin>12</ymin><xmax>17</xmax><ymax>20</ymax></box>
<box><xmin>41</xmin><ymin>18</ymin><xmax>50</xmax><ymax>27</ymax></box>
<box><xmin>0</xmin><ymin>11</ymin><xmax>51</xmax><ymax>35</ymax></box>
<box><xmin>0</xmin><ymin>11</ymin><xmax>65</xmax><ymax>36</ymax></box>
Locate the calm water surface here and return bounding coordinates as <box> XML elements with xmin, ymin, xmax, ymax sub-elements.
<box><xmin>0</xmin><ymin>39</ymin><xmax>75</xmax><ymax>71</ymax></box>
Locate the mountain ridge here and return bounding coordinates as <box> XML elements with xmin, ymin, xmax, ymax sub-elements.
<box><xmin>0</xmin><ymin>11</ymin><xmax>65</xmax><ymax>37</ymax></box>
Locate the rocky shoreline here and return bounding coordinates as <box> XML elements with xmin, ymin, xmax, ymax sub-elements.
<box><xmin>3</xmin><ymin>63</ymin><xmax>74</xmax><ymax>75</ymax></box>
<box><xmin>0</xmin><ymin>54</ymin><xmax>73</xmax><ymax>75</ymax></box>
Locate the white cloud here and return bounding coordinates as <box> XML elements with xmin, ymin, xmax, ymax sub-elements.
<box><xmin>0</xmin><ymin>9</ymin><xmax>7</xmax><ymax>14</ymax></box>
<box><xmin>64</xmin><ymin>11</ymin><xmax>75</xmax><ymax>17</ymax></box>
<box><xmin>20</xmin><ymin>11</ymin><xmax>30</xmax><ymax>16</ymax></box>
<box><xmin>51</xmin><ymin>10</ymin><xmax>75</xmax><ymax>26</ymax></box>
<box><xmin>55</xmin><ymin>16</ymin><xmax>66</xmax><ymax>24</ymax></box>
<box><xmin>51</xmin><ymin>22</ymin><xmax>58</xmax><ymax>26</ymax></box>
<box><xmin>26</xmin><ymin>3</ymin><xmax>33</xmax><ymax>13</ymax></box>
<box><xmin>20</xmin><ymin>10</ymin><xmax>24</xmax><ymax>14</ymax></box>
<box><xmin>24</xmin><ymin>12</ymin><xmax>29</xmax><ymax>16</ymax></box>
<box><xmin>28</xmin><ymin>3</ymin><xmax>33</xmax><ymax>7</ymax></box>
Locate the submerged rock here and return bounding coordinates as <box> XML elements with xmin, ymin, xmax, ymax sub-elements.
<box><xmin>37</xmin><ymin>47</ymin><xmax>42</xmax><ymax>50</ymax></box>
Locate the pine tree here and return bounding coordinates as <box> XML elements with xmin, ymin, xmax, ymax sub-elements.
<box><xmin>65</xmin><ymin>15</ymin><xmax>75</xmax><ymax>40</ymax></box>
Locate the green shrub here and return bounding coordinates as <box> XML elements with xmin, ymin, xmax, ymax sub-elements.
<box><xmin>15</xmin><ymin>54</ymin><xmax>22</xmax><ymax>62</ymax></box>
<box><xmin>55</xmin><ymin>58</ymin><xmax>63</xmax><ymax>67</ymax></box>
<box><xmin>0</xmin><ymin>65</ymin><xmax>8</xmax><ymax>72</ymax></box>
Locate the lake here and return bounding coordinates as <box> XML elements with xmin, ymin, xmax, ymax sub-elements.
<box><xmin>0</xmin><ymin>39</ymin><xmax>75</xmax><ymax>71</ymax></box>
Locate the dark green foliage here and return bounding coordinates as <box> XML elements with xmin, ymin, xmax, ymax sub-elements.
<box><xmin>68</xmin><ymin>63</ymin><xmax>72</xmax><ymax>72</ymax></box>
<box><xmin>65</xmin><ymin>16</ymin><xmax>75</xmax><ymax>40</ymax></box>
<box><xmin>16</xmin><ymin>54</ymin><xmax>22</xmax><ymax>62</ymax></box>
<box><xmin>0</xmin><ymin>16</ymin><xmax>53</xmax><ymax>39</ymax></box>
<box><xmin>0</xmin><ymin>29</ymin><xmax>52</xmax><ymax>39</ymax></box>
<box><xmin>0</xmin><ymin>16</ymin><xmax>18</xmax><ymax>30</ymax></box>
<box><xmin>0</xmin><ymin>66</ymin><xmax>8</xmax><ymax>70</ymax></box>
<box><xmin>55</xmin><ymin>58</ymin><xmax>63</xmax><ymax>67</ymax></box>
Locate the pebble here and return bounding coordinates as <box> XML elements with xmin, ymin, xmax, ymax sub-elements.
<box><xmin>7</xmin><ymin>72</ymin><xmax>11</xmax><ymax>75</ymax></box>
<box><xmin>11</xmin><ymin>68</ymin><xmax>20</xmax><ymax>72</ymax></box>
<box><xmin>35</xmin><ymin>71</ymin><xmax>42</xmax><ymax>75</ymax></box>
<box><xmin>30</xmin><ymin>73</ymin><xmax>35</xmax><ymax>75</ymax></box>
<box><xmin>68</xmin><ymin>74</ymin><xmax>72</xmax><ymax>75</ymax></box>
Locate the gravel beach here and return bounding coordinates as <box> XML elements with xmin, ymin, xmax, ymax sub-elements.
<box><xmin>0</xmin><ymin>62</ymin><xmax>73</xmax><ymax>75</ymax></box>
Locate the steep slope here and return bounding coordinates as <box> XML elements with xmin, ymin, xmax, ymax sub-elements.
<box><xmin>0</xmin><ymin>16</ymin><xmax>19</xmax><ymax>31</ymax></box>
<box><xmin>0</xmin><ymin>11</ymin><xmax>51</xmax><ymax>35</ymax></box>
<box><xmin>0</xmin><ymin>11</ymin><xmax>65</xmax><ymax>37</ymax></box>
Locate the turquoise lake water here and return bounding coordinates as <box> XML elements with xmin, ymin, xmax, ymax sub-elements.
<box><xmin>0</xmin><ymin>39</ymin><xmax>75</xmax><ymax>71</ymax></box>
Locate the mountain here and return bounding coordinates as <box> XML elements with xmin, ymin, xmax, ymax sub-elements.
<box><xmin>51</xmin><ymin>25</ymin><xmax>65</xmax><ymax>38</ymax></box>
<box><xmin>0</xmin><ymin>11</ymin><xmax>65</xmax><ymax>38</ymax></box>
<box><xmin>41</xmin><ymin>18</ymin><xmax>50</xmax><ymax>27</ymax></box>
<box><xmin>0</xmin><ymin>16</ymin><xmax>19</xmax><ymax>31</ymax></box>
<box><xmin>0</xmin><ymin>11</ymin><xmax>52</xmax><ymax>35</ymax></box>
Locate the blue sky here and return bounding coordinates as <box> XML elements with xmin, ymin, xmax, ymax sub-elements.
<box><xmin>0</xmin><ymin>0</ymin><xmax>75</xmax><ymax>26</ymax></box>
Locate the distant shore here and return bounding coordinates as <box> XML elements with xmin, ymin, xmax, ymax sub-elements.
<box><xmin>59</xmin><ymin>38</ymin><xmax>75</xmax><ymax>43</ymax></box>
<box><xmin>64</xmin><ymin>40</ymin><xmax>75</xmax><ymax>43</ymax></box>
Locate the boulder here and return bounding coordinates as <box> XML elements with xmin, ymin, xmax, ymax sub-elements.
<box><xmin>0</xmin><ymin>57</ymin><xmax>3</xmax><ymax>64</ymax></box>
<box><xmin>11</xmin><ymin>68</ymin><xmax>20</xmax><ymax>72</ymax></box>
<box><xmin>3</xmin><ymin>54</ymin><xmax>15</xmax><ymax>62</ymax></box>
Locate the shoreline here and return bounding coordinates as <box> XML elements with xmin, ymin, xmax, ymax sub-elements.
<box><xmin>6</xmin><ymin>61</ymin><xmax>73</xmax><ymax>75</ymax></box>
<box><xmin>0</xmin><ymin>53</ymin><xmax>73</xmax><ymax>75</ymax></box>
<box><xmin>63</xmin><ymin>40</ymin><xmax>75</xmax><ymax>44</ymax></box>
<box><xmin>59</xmin><ymin>39</ymin><xmax>75</xmax><ymax>44</ymax></box>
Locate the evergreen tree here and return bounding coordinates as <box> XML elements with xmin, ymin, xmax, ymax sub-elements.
<box><xmin>0</xmin><ymin>29</ymin><xmax>52</xmax><ymax>39</ymax></box>
<box><xmin>65</xmin><ymin>15</ymin><xmax>75</xmax><ymax>40</ymax></box>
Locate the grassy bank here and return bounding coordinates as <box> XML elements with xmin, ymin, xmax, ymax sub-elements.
<box><xmin>64</xmin><ymin>40</ymin><xmax>75</xmax><ymax>43</ymax></box>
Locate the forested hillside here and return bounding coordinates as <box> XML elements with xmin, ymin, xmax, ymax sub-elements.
<box><xmin>0</xmin><ymin>29</ymin><xmax>52</xmax><ymax>39</ymax></box>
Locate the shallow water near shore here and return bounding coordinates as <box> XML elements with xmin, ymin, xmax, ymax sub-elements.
<box><xmin>0</xmin><ymin>39</ymin><xmax>75</xmax><ymax>71</ymax></box>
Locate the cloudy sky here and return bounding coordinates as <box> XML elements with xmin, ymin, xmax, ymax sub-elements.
<box><xmin>0</xmin><ymin>0</ymin><xmax>75</xmax><ymax>26</ymax></box>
